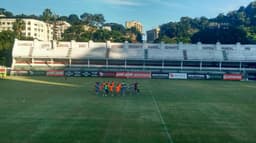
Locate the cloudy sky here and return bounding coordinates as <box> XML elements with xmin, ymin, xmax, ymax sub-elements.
<box><xmin>0</xmin><ymin>0</ymin><xmax>253</xmax><ymax>31</ymax></box>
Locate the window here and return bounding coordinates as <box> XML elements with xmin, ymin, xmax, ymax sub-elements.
<box><xmin>34</xmin><ymin>33</ymin><xmax>37</xmax><ymax>36</ymax></box>
<box><xmin>28</xmin><ymin>32</ymin><xmax>31</xmax><ymax>36</ymax></box>
<box><xmin>28</xmin><ymin>21</ymin><xmax>31</xmax><ymax>25</ymax></box>
<box><xmin>27</xmin><ymin>27</ymin><xmax>31</xmax><ymax>30</ymax></box>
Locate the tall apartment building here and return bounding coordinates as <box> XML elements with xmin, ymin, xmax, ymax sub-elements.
<box><xmin>0</xmin><ymin>18</ymin><xmax>71</xmax><ymax>41</ymax></box>
<box><xmin>53</xmin><ymin>21</ymin><xmax>71</xmax><ymax>40</ymax></box>
<box><xmin>125</xmin><ymin>21</ymin><xmax>143</xmax><ymax>33</ymax></box>
<box><xmin>24</xmin><ymin>19</ymin><xmax>53</xmax><ymax>41</ymax></box>
<box><xmin>146</xmin><ymin>27</ymin><xmax>160</xmax><ymax>43</ymax></box>
<box><xmin>0</xmin><ymin>18</ymin><xmax>15</xmax><ymax>31</ymax></box>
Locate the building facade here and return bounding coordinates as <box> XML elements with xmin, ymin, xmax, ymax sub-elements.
<box><xmin>23</xmin><ymin>19</ymin><xmax>53</xmax><ymax>41</ymax></box>
<box><xmin>0</xmin><ymin>18</ymin><xmax>15</xmax><ymax>31</ymax></box>
<box><xmin>102</xmin><ymin>26</ymin><xmax>112</xmax><ymax>31</ymax></box>
<box><xmin>54</xmin><ymin>21</ymin><xmax>71</xmax><ymax>40</ymax></box>
<box><xmin>0</xmin><ymin>18</ymin><xmax>70</xmax><ymax>41</ymax></box>
<box><xmin>125</xmin><ymin>21</ymin><xmax>143</xmax><ymax>33</ymax></box>
<box><xmin>146</xmin><ymin>27</ymin><xmax>160</xmax><ymax>43</ymax></box>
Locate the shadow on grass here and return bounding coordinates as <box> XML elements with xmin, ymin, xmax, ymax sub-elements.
<box><xmin>4</xmin><ymin>76</ymin><xmax>80</xmax><ymax>88</ymax></box>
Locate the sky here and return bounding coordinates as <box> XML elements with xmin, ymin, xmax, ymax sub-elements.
<box><xmin>0</xmin><ymin>0</ymin><xmax>253</xmax><ymax>31</ymax></box>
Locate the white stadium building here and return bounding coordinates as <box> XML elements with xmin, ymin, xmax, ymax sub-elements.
<box><xmin>12</xmin><ymin>39</ymin><xmax>256</xmax><ymax>73</ymax></box>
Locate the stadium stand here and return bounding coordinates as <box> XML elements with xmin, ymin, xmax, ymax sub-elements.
<box><xmin>126</xmin><ymin>43</ymin><xmax>144</xmax><ymax>59</ymax></box>
<box><xmin>32</xmin><ymin>41</ymin><xmax>70</xmax><ymax>58</ymax></box>
<box><xmin>243</xmin><ymin>49</ymin><xmax>256</xmax><ymax>61</ymax></box>
<box><xmin>11</xmin><ymin>39</ymin><xmax>256</xmax><ymax>72</ymax></box>
<box><xmin>12</xmin><ymin>40</ymin><xmax>33</xmax><ymax>58</ymax></box>
<box><xmin>109</xmin><ymin>43</ymin><xmax>126</xmax><ymax>59</ymax></box>
<box><xmin>147</xmin><ymin>44</ymin><xmax>184</xmax><ymax>60</ymax></box>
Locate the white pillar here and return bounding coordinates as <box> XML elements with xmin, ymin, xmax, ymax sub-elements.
<box><xmin>88</xmin><ymin>40</ymin><xmax>94</xmax><ymax>48</ymax></box>
<box><xmin>71</xmin><ymin>40</ymin><xmax>76</xmax><ymax>49</ymax></box>
<box><xmin>216</xmin><ymin>42</ymin><xmax>221</xmax><ymax>51</ymax></box>
<box><xmin>124</xmin><ymin>41</ymin><xmax>129</xmax><ymax>59</ymax></box>
<box><xmin>106</xmin><ymin>41</ymin><xmax>111</xmax><ymax>49</ymax></box>
<box><xmin>197</xmin><ymin>42</ymin><xmax>202</xmax><ymax>50</ymax></box>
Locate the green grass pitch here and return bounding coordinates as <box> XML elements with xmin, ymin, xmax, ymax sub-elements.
<box><xmin>0</xmin><ymin>76</ymin><xmax>256</xmax><ymax>143</ymax></box>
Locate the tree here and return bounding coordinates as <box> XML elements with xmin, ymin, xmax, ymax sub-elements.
<box><xmin>80</xmin><ymin>13</ymin><xmax>105</xmax><ymax>27</ymax></box>
<box><xmin>104</xmin><ymin>23</ymin><xmax>126</xmax><ymax>34</ymax></box>
<box><xmin>67</xmin><ymin>14</ymin><xmax>81</xmax><ymax>25</ymax></box>
<box><xmin>58</xmin><ymin>16</ymin><xmax>68</xmax><ymax>21</ymax></box>
<box><xmin>110</xmin><ymin>30</ymin><xmax>127</xmax><ymax>42</ymax></box>
<box><xmin>126</xmin><ymin>27</ymin><xmax>142</xmax><ymax>43</ymax></box>
<box><xmin>191</xmin><ymin>26</ymin><xmax>248</xmax><ymax>44</ymax></box>
<box><xmin>0</xmin><ymin>31</ymin><xmax>15</xmax><ymax>66</ymax></box>
<box><xmin>92</xmin><ymin>29</ymin><xmax>111</xmax><ymax>42</ymax></box>
<box><xmin>41</xmin><ymin>8</ymin><xmax>53</xmax><ymax>22</ymax></box>
<box><xmin>12</xmin><ymin>18</ymin><xmax>25</xmax><ymax>39</ymax></box>
<box><xmin>63</xmin><ymin>25</ymin><xmax>88</xmax><ymax>41</ymax></box>
<box><xmin>93</xmin><ymin>14</ymin><xmax>105</xmax><ymax>27</ymax></box>
<box><xmin>0</xmin><ymin>8</ymin><xmax>13</xmax><ymax>17</ymax></box>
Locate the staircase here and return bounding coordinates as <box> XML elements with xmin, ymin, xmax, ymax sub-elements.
<box><xmin>183</xmin><ymin>50</ymin><xmax>188</xmax><ymax>60</ymax></box>
<box><xmin>106</xmin><ymin>48</ymin><xmax>110</xmax><ymax>59</ymax></box>
<box><xmin>222</xmin><ymin>50</ymin><xmax>228</xmax><ymax>61</ymax></box>
<box><xmin>144</xmin><ymin>49</ymin><xmax>148</xmax><ymax>59</ymax></box>
<box><xmin>29</xmin><ymin>46</ymin><xmax>34</xmax><ymax>57</ymax></box>
<box><xmin>66</xmin><ymin>48</ymin><xmax>72</xmax><ymax>58</ymax></box>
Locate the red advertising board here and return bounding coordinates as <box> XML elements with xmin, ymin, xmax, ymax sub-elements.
<box><xmin>47</xmin><ymin>70</ymin><xmax>64</xmax><ymax>77</ymax></box>
<box><xmin>116</xmin><ymin>72</ymin><xmax>151</xmax><ymax>79</ymax></box>
<box><xmin>99</xmin><ymin>72</ymin><xmax>116</xmax><ymax>77</ymax></box>
<box><xmin>0</xmin><ymin>68</ymin><xmax>5</xmax><ymax>73</ymax></box>
<box><xmin>223</xmin><ymin>74</ymin><xmax>242</xmax><ymax>81</ymax></box>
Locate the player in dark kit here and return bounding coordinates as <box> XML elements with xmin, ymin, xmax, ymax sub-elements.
<box><xmin>134</xmin><ymin>82</ymin><xmax>140</xmax><ymax>94</ymax></box>
<box><xmin>95</xmin><ymin>82</ymin><xmax>100</xmax><ymax>95</ymax></box>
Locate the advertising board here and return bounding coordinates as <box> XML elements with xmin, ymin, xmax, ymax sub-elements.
<box><xmin>169</xmin><ymin>73</ymin><xmax>187</xmax><ymax>79</ymax></box>
<box><xmin>86</xmin><ymin>71</ymin><xmax>99</xmax><ymax>77</ymax></box>
<box><xmin>99</xmin><ymin>72</ymin><xmax>116</xmax><ymax>77</ymax></box>
<box><xmin>187</xmin><ymin>74</ymin><xmax>206</xmax><ymax>80</ymax></box>
<box><xmin>151</xmin><ymin>72</ymin><xmax>169</xmax><ymax>79</ymax></box>
<box><xmin>11</xmin><ymin>70</ymin><xmax>29</xmax><ymax>76</ymax></box>
<box><xmin>223</xmin><ymin>74</ymin><xmax>242</xmax><ymax>81</ymax></box>
<box><xmin>206</xmin><ymin>74</ymin><xmax>223</xmax><ymax>80</ymax></box>
<box><xmin>116</xmin><ymin>72</ymin><xmax>151</xmax><ymax>79</ymax></box>
<box><xmin>29</xmin><ymin>71</ymin><xmax>46</xmax><ymax>76</ymax></box>
<box><xmin>47</xmin><ymin>70</ymin><xmax>64</xmax><ymax>77</ymax></box>
<box><xmin>65</xmin><ymin>71</ymin><xmax>99</xmax><ymax>77</ymax></box>
<box><xmin>248</xmin><ymin>73</ymin><xmax>256</xmax><ymax>80</ymax></box>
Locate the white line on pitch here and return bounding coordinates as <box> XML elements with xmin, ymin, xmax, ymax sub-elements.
<box><xmin>151</xmin><ymin>95</ymin><xmax>174</xmax><ymax>143</ymax></box>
